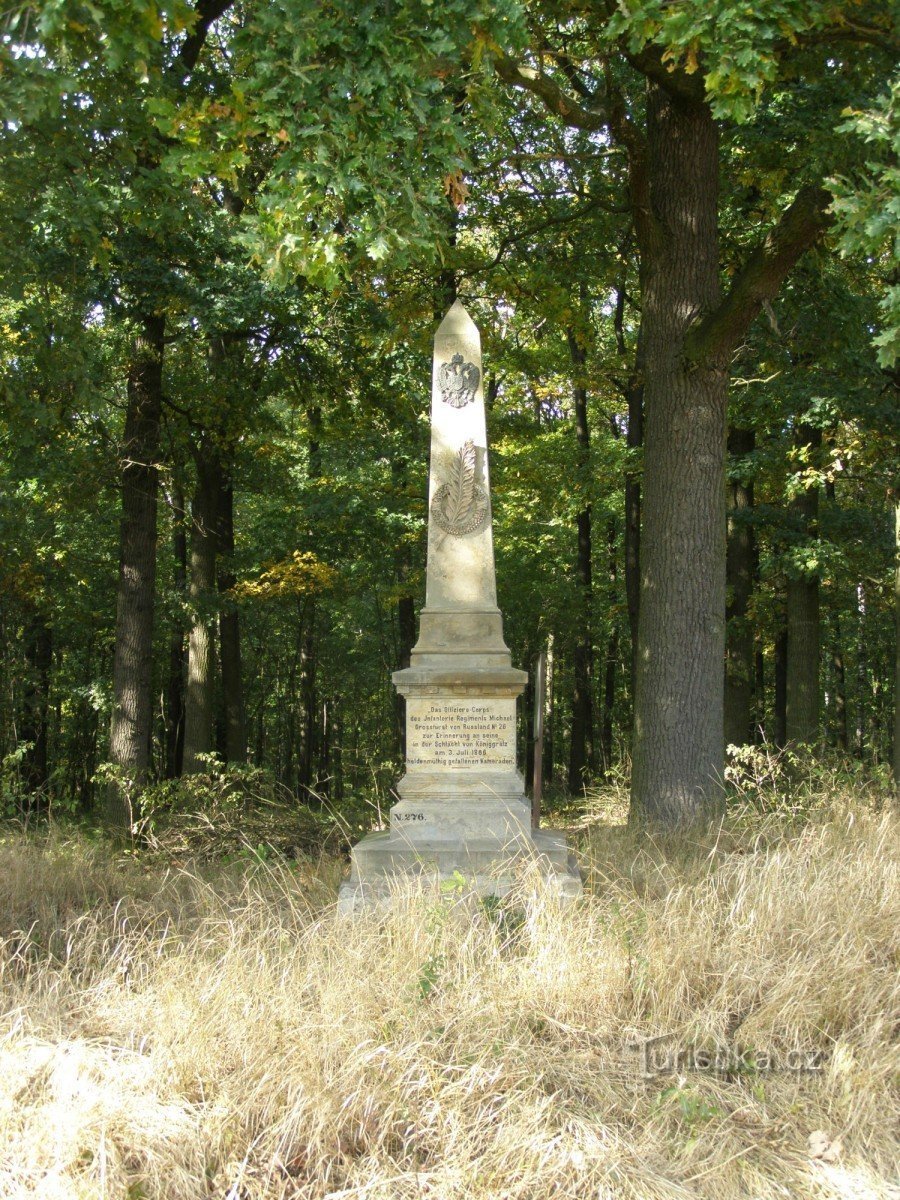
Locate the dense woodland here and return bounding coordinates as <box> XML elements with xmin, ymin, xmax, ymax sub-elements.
<box><xmin>1</xmin><ymin>0</ymin><xmax>897</xmax><ymax>831</ymax></box>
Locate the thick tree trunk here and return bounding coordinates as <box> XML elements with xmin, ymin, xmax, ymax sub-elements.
<box><xmin>182</xmin><ymin>443</ymin><xmax>219</xmax><ymax>774</ymax></box>
<box><xmin>613</xmin><ymin>285</ymin><xmax>644</xmax><ymax>707</ymax></box>
<box><xmin>624</xmin><ymin>362</ymin><xmax>643</xmax><ymax>706</ymax></box>
<box><xmin>724</xmin><ymin>427</ymin><xmax>756</xmax><ymax>748</ymax></box>
<box><xmin>217</xmin><ymin>472</ymin><xmax>246</xmax><ymax>763</ymax></box>
<box><xmin>106</xmin><ymin>312</ymin><xmax>165</xmax><ymax>828</ymax></box>
<box><xmin>164</xmin><ymin>485</ymin><xmax>187</xmax><ymax>778</ymax></box>
<box><xmin>785</xmin><ymin>425</ymin><xmax>822</xmax><ymax>745</ymax></box>
<box><xmin>630</xmin><ymin>87</ymin><xmax>727</xmax><ymax>825</ymax></box>
<box><xmin>566</xmin><ymin>323</ymin><xmax>595</xmax><ymax>793</ymax></box>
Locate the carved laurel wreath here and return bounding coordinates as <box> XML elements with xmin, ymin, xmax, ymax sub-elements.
<box><xmin>430</xmin><ymin>439</ymin><xmax>489</xmax><ymax>537</ymax></box>
<box><xmin>438</xmin><ymin>354</ymin><xmax>480</xmax><ymax>408</ymax></box>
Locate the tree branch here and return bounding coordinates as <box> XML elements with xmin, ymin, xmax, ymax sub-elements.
<box><xmin>623</xmin><ymin>46</ymin><xmax>706</xmax><ymax>105</ymax></box>
<box><xmin>683</xmin><ymin>185</ymin><xmax>833</xmax><ymax>368</ymax></box>
<box><xmin>171</xmin><ymin>0</ymin><xmax>233</xmax><ymax>78</ymax></box>
<box><xmin>775</xmin><ymin>20</ymin><xmax>900</xmax><ymax>58</ymax></box>
<box><xmin>492</xmin><ymin>52</ymin><xmax>609</xmax><ymax>132</ymax></box>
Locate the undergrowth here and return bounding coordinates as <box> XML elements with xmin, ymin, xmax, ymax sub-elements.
<box><xmin>0</xmin><ymin>777</ymin><xmax>896</xmax><ymax>1199</ymax></box>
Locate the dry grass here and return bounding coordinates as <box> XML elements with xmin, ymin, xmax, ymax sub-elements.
<box><xmin>0</xmin><ymin>797</ymin><xmax>897</xmax><ymax>1200</ymax></box>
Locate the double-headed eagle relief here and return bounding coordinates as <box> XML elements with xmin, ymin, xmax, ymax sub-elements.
<box><xmin>430</xmin><ymin>439</ymin><xmax>489</xmax><ymax>537</ymax></box>
<box><xmin>439</xmin><ymin>353</ymin><xmax>480</xmax><ymax>408</ymax></box>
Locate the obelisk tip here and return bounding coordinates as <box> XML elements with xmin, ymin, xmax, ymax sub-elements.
<box><xmin>436</xmin><ymin>298</ymin><xmax>475</xmax><ymax>337</ymax></box>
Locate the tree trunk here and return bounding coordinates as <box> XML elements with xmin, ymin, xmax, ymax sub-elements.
<box><xmin>831</xmin><ymin>617</ymin><xmax>849</xmax><ymax>751</ymax></box>
<box><xmin>182</xmin><ymin>442</ymin><xmax>219</xmax><ymax>774</ymax></box>
<box><xmin>724</xmin><ymin>427</ymin><xmax>756</xmax><ymax>748</ymax></box>
<box><xmin>106</xmin><ymin>312</ymin><xmax>165</xmax><ymax>828</ymax></box>
<box><xmin>298</xmin><ymin>615</ymin><xmax>317</xmax><ymax>795</ymax></box>
<box><xmin>754</xmin><ymin>647</ymin><xmax>765</xmax><ymax>743</ymax></box>
<box><xmin>785</xmin><ymin>424</ymin><xmax>822</xmax><ymax>745</ymax></box>
<box><xmin>630</xmin><ymin>86</ymin><xmax>726</xmax><ymax>825</ymax></box>
<box><xmin>614</xmin><ymin>289</ymin><xmax>644</xmax><ymax>708</ymax></box>
<box><xmin>164</xmin><ymin>485</ymin><xmax>187</xmax><ymax>778</ymax></box>
<box><xmin>786</xmin><ymin>576</ymin><xmax>820</xmax><ymax>745</ymax></box>
<box><xmin>567</xmin><ymin>321</ymin><xmax>595</xmax><ymax>793</ymax></box>
<box><xmin>893</xmin><ymin>502</ymin><xmax>899</xmax><ymax>790</ymax></box>
<box><xmin>22</xmin><ymin>608</ymin><xmax>52</xmax><ymax>805</ymax></box>
<box><xmin>392</xmin><ymin>456</ymin><xmax>416</xmax><ymax>760</ymax></box>
<box><xmin>600</xmin><ymin>519</ymin><xmax>618</xmax><ymax>776</ymax></box>
<box><xmin>544</xmin><ymin>634</ymin><xmax>555</xmax><ymax>786</ymax></box>
<box><xmin>297</xmin><ymin>403</ymin><xmax>322</xmax><ymax>798</ymax></box>
<box><xmin>332</xmin><ymin>702</ymin><xmax>344</xmax><ymax>804</ymax></box>
<box><xmin>217</xmin><ymin>471</ymin><xmax>246</xmax><ymax>763</ymax></box>
<box><xmin>396</xmin><ymin>592</ymin><xmax>415</xmax><ymax>756</ymax></box>
<box><xmin>774</xmin><ymin>621</ymin><xmax>788</xmax><ymax>748</ymax></box>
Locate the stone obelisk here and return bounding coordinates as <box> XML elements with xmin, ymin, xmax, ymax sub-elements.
<box><xmin>338</xmin><ymin>301</ymin><xmax>581</xmax><ymax>912</ymax></box>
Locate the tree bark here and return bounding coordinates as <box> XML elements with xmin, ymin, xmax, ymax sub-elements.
<box><xmin>754</xmin><ymin>647</ymin><xmax>765</xmax><ymax>743</ymax></box>
<box><xmin>106</xmin><ymin>312</ymin><xmax>165</xmax><ymax>828</ymax></box>
<box><xmin>600</xmin><ymin>518</ymin><xmax>619</xmax><ymax>776</ymax></box>
<box><xmin>724</xmin><ymin>427</ymin><xmax>756</xmax><ymax>748</ymax></box>
<box><xmin>164</xmin><ymin>484</ymin><xmax>187</xmax><ymax>778</ymax></box>
<box><xmin>567</xmin><ymin>321</ymin><xmax>595</xmax><ymax>793</ymax></box>
<box><xmin>831</xmin><ymin>619</ymin><xmax>849</xmax><ymax>751</ymax></box>
<box><xmin>613</xmin><ymin>288</ymin><xmax>644</xmax><ymax>707</ymax></box>
<box><xmin>22</xmin><ymin>608</ymin><xmax>52</xmax><ymax>805</ymax></box>
<box><xmin>630</xmin><ymin>87</ymin><xmax>727</xmax><ymax>825</ymax></box>
<box><xmin>392</xmin><ymin>456</ymin><xmax>416</xmax><ymax>759</ymax></box>
<box><xmin>774</xmin><ymin>621</ymin><xmax>788</xmax><ymax>748</ymax></box>
<box><xmin>544</xmin><ymin>635</ymin><xmax>555</xmax><ymax>787</ymax></box>
<box><xmin>297</xmin><ymin>615</ymin><xmax>317</xmax><ymax>795</ymax></box>
<box><xmin>893</xmin><ymin>502</ymin><xmax>899</xmax><ymax>790</ymax></box>
<box><xmin>298</xmin><ymin>404</ymin><xmax>322</xmax><ymax>797</ymax></box>
<box><xmin>624</xmin><ymin>345</ymin><xmax>643</xmax><ymax>706</ymax></box>
<box><xmin>217</xmin><ymin>471</ymin><xmax>246</xmax><ymax>763</ymax></box>
<box><xmin>785</xmin><ymin>424</ymin><xmax>822</xmax><ymax>745</ymax></box>
<box><xmin>182</xmin><ymin>441</ymin><xmax>220</xmax><ymax>774</ymax></box>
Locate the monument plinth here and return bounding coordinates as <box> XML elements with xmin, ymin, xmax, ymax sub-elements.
<box><xmin>338</xmin><ymin>301</ymin><xmax>582</xmax><ymax>912</ymax></box>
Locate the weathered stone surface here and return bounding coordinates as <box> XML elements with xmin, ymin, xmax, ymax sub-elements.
<box><xmin>339</xmin><ymin>301</ymin><xmax>582</xmax><ymax>913</ymax></box>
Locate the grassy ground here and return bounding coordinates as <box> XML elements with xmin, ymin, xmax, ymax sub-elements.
<box><xmin>0</xmin><ymin>784</ymin><xmax>897</xmax><ymax>1199</ymax></box>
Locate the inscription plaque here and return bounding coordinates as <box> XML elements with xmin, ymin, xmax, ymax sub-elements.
<box><xmin>406</xmin><ymin>698</ymin><xmax>515</xmax><ymax>768</ymax></box>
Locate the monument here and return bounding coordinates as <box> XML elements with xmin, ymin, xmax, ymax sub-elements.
<box><xmin>338</xmin><ymin>301</ymin><xmax>582</xmax><ymax>912</ymax></box>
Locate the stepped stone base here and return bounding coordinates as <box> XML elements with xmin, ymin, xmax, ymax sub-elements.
<box><xmin>337</xmin><ymin>825</ymin><xmax>583</xmax><ymax>915</ymax></box>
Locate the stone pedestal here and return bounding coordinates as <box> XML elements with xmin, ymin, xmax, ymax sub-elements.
<box><xmin>338</xmin><ymin>302</ymin><xmax>581</xmax><ymax>913</ymax></box>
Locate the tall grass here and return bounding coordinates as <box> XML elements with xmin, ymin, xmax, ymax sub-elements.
<box><xmin>0</xmin><ymin>796</ymin><xmax>897</xmax><ymax>1199</ymax></box>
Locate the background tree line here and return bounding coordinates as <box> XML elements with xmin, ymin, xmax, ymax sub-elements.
<box><xmin>1</xmin><ymin>0</ymin><xmax>897</xmax><ymax>830</ymax></box>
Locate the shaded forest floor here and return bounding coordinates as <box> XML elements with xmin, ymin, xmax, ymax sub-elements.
<box><xmin>0</xmin><ymin>774</ymin><xmax>897</xmax><ymax>1199</ymax></box>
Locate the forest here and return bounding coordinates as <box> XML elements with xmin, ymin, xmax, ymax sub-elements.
<box><xmin>1</xmin><ymin>1</ymin><xmax>898</xmax><ymax>830</ymax></box>
<box><xmin>1</xmin><ymin>4</ymin><xmax>898</xmax><ymax>1200</ymax></box>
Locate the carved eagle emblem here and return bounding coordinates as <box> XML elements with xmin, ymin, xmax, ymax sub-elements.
<box><xmin>438</xmin><ymin>353</ymin><xmax>480</xmax><ymax>408</ymax></box>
